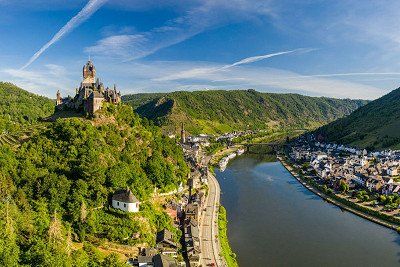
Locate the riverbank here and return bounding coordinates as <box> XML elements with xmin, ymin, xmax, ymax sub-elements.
<box><xmin>207</xmin><ymin>147</ymin><xmax>239</xmax><ymax>266</ymax></box>
<box><xmin>278</xmin><ymin>156</ymin><xmax>400</xmax><ymax>232</ymax></box>
<box><xmin>218</xmin><ymin>206</ymin><xmax>238</xmax><ymax>267</ymax></box>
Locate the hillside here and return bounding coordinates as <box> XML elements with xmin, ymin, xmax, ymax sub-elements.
<box><xmin>0</xmin><ymin>103</ymin><xmax>189</xmax><ymax>265</ymax></box>
<box><xmin>0</xmin><ymin>82</ymin><xmax>54</xmax><ymax>132</ymax></box>
<box><xmin>123</xmin><ymin>89</ymin><xmax>368</xmax><ymax>135</ymax></box>
<box><xmin>316</xmin><ymin>87</ymin><xmax>400</xmax><ymax>150</ymax></box>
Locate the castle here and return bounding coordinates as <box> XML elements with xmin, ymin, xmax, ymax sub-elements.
<box><xmin>56</xmin><ymin>60</ymin><xmax>121</xmax><ymax>115</ymax></box>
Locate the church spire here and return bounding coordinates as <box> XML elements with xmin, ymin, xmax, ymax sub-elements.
<box><xmin>181</xmin><ymin>122</ymin><xmax>186</xmax><ymax>144</ymax></box>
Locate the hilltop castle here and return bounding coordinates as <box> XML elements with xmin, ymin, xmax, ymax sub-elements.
<box><xmin>56</xmin><ymin>60</ymin><xmax>121</xmax><ymax>115</ymax></box>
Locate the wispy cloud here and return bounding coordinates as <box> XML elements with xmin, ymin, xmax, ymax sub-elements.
<box><xmin>286</xmin><ymin>72</ymin><xmax>400</xmax><ymax>78</ymax></box>
<box><xmin>85</xmin><ymin>0</ymin><xmax>276</xmax><ymax>61</ymax></box>
<box><xmin>156</xmin><ymin>48</ymin><xmax>314</xmax><ymax>81</ymax></box>
<box><xmin>89</xmin><ymin>59</ymin><xmax>385</xmax><ymax>100</ymax></box>
<box><xmin>221</xmin><ymin>48</ymin><xmax>315</xmax><ymax>69</ymax></box>
<box><xmin>21</xmin><ymin>0</ymin><xmax>108</xmax><ymax>69</ymax></box>
<box><xmin>1</xmin><ymin>64</ymin><xmax>74</xmax><ymax>96</ymax></box>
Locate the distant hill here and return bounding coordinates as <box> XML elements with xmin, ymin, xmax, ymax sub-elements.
<box><xmin>316</xmin><ymin>87</ymin><xmax>400</xmax><ymax>150</ymax></box>
<box><xmin>0</xmin><ymin>82</ymin><xmax>54</xmax><ymax>132</ymax></box>
<box><xmin>123</xmin><ymin>89</ymin><xmax>368</xmax><ymax>135</ymax></box>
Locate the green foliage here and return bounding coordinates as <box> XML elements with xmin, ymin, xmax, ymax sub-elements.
<box><xmin>317</xmin><ymin>87</ymin><xmax>400</xmax><ymax>149</ymax></box>
<box><xmin>218</xmin><ymin>205</ymin><xmax>238</xmax><ymax>267</ymax></box>
<box><xmin>339</xmin><ymin>180</ymin><xmax>349</xmax><ymax>193</ymax></box>
<box><xmin>355</xmin><ymin>190</ymin><xmax>370</xmax><ymax>202</ymax></box>
<box><xmin>0</xmin><ymin>82</ymin><xmax>54</xmax><ymax>133</ymax></box>
<box><xmin>0</xmin><ymin>104</ymin><xmax>189</xmax><ymax>265</ymax></box>
<box><xmin>123</xmin><ymin>89</ymin><xmax>368</xmax><ymax>135</ymax></box>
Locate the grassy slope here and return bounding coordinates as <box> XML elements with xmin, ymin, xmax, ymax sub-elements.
<box><xmin>317</xmin><ymin>87</ymin><xmax>400</xmax><ymax>150</ymax></box>
<box><xmin>123</xmin><ymin>89</ymin><xmax>368</xmax><ymax>135</ymax></box>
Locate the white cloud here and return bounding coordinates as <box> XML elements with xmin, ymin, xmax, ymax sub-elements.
<box><xmin>156</xmin><ymin>49</ymin><xmax>315</xmax><ymax>81</ymax></box>
<box><xmin>1</xmin><ymin>65</ymin><xmax>74</xmax><ymax>97</ymax></box>
<box><xmin>21</xmin><ymin>0</ymin><xmax>108</xmax><ymax>69</ymax></box>
<box><xmin>86</xmin><ymin>0</ymin><xmax>276</xmax><ymax>61</ymax></box>
<box><xmin>94</xmin><ymin>59</ymin><xmax>386</xmax><ymax>99</ymax></box>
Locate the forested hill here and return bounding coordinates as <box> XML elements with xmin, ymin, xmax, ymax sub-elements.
<box><xmin>0</xmin><ymin>103</ymin><xmax>189</xmax><ymax>265</ymax></box>
<box><xmin>0</xmin><ymin>82</ymin><xmax>54</xmax><ymax>132</ymax></box>
<box><xmin>316</xmin><ymin>87</ymin><xmax>400</xmax><ymax>150</ymax></box>
<box><xmin>122</xmin><ymin>89</ymin><xmax>368</xmax><ymax>135</ymax></box>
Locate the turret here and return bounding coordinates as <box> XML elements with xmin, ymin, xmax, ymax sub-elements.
<box><xmin>82</xmin><ymin>60</ymin><xmax>96</xmax><ymax>83</ymax></box>
<box><xmin>56</xmin><ymin>90</ymin><xmax>62</xmax><ymax>106</ymax></box>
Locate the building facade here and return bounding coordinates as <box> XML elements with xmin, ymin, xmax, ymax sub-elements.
<box><xmin>56</xmin><ymin>60</ymin><xmax>121</xmax><ymax>115</ymax></box>
<box><xmin>111</xmin><ymin>188</ymin><xmax>140</xmax><ymax>213</ymax></box>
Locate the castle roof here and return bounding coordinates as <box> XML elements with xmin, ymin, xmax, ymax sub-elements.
<box><xmin>88</xmin><ymin>91</ymin><xmax>104</xmax><ymax>99</ymax></box>
<box><xmin>112</xmin><ymin>188</ymin><xmax>139</xmax><ymax>203</ymax></box>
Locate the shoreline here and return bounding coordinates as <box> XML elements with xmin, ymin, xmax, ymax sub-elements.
<box><xmin>208</xmin><ymin>146</ymin><xmax>239</xmax><ymax>267</ymax></box>
<box><xmin>277</xmin><ymin>156</ymin><xmax>400</xmax><ymax>232</ymax></box>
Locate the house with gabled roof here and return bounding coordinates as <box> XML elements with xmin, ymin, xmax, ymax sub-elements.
<box><xmin>111</xmin><ymin>187</ymin><xmax>140</xmax><ymax>212</ymax></box>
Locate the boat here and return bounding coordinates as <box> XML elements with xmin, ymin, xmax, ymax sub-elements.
<box><xmin>237</xmin><ymin>148</ymin><xmax>245</xmax><ymax>156</ymax></box>
<box><xmin>219</xmin><ymin>157</ymin><xmax>229</xmax><ymax>171</ymax></box>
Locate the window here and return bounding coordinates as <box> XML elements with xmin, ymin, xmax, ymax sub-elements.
<box><xmin>124</xmin><ymin>204</ymin><xmax>126</xmax><ymax>208</ymax></box>
<box><xmin>117</xmin><ymin>201</ymin><xmax>119</xmax><ymax>206</ymax></box>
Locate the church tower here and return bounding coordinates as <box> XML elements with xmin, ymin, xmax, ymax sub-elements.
<box><xmin>82</xmin><ymin>60</ymin><xmax>96</xmax><ymax>84</ymax></box>
<box><xmin>181</xmin><ymin>122</ymin><xmax>186</xmax><ymax>144</ymax></box>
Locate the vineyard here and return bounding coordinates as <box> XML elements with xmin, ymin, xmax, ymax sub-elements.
<box><xmin>0</xmin><ymin>123</ymin><xmax>47</xmax><ymax>147</ymax></box>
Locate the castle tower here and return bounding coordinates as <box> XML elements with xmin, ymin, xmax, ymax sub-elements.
<box><xmin>82</xmin><ymin>60</ymin><xmax>96</xmax><ymax>84</ymax></box>
<box><xmin>181</xmin><ymin>122</ymin><xmax>186</xmax><ymax>144</ymax></box>
<box><xmin>56</xmin><ymin>90</ymin><xmax>62</xmax><ymax>106</ymax></box>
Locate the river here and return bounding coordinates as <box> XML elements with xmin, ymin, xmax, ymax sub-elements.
<box><xmin>215</xmin><ymin>155</ymin><xmax>400</xmax><ymax>267</ymax></box>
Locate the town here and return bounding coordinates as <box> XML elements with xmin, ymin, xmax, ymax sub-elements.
<box><xmin>287</xmin><ymin>135</ymin><xmax>400</xmax><ymax>219</ymax></box>
<box><xmin>122</xmin><ymin>124</ymin><xmax>234</xmax><ymax>267</ymax></box>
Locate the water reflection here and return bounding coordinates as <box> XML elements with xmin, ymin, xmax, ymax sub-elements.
<box><xmin>216</xmin><ymin>156</ymin><xmax>400</xmax><ymax>267</ymax></box>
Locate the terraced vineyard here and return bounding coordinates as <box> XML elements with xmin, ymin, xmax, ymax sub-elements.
<box><xmin>0</xmin><ymin>123</ymin><xmax>47</xmax><ymax>147</ymax></box>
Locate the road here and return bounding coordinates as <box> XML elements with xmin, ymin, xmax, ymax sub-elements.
<box><xmin>199</xmin><ymin>156</ymin><xmax>225</xmax><ymax>267</ymax></box>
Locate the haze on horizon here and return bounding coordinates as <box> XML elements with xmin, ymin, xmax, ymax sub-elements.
<box><xmin>0</xmin><ymin>0</ymin><xmax>400</xmax><ymax>100</ymax></box>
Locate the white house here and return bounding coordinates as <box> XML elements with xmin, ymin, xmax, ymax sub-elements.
<box><xmin>112</xmin><ymin>188</ymin><xmax>140</xmax><ymax>212</ymax></box>
<box><xmin>387</xmin><ymin>167</ymin><xmax>398</xmax><ymax>177</ymax></box>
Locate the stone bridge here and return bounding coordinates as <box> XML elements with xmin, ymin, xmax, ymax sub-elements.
<box><xmin>239</xmin><ymin>142</ymin><xmax>286</xmax><ymax>153</ymax></box>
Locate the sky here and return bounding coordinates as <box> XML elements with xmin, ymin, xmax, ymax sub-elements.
<box><xmin>1</xmin><ymin>0</ymin><xmax>400</xmax><ymax>100</ymax></box>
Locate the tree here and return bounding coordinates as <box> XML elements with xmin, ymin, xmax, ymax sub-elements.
<box><xmin>339</xmin><ymin>180</ymin><xmax>349</xmax><ymax>193</ymax></box>
<box><xmin>0</xmin><ymin>202</ymin><xmax>19</xmax><ymax>267</ymax></box>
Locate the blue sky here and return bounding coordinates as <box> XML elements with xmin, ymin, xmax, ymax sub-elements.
<box><xmin>1</xmin><ymin>0</ymin><xmax>400</xmax><ymax>99</ymax></box>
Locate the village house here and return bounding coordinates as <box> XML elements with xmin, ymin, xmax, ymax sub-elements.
<box><xmin>156</xmin><ymin>229</ymin><xmax>178</xmax><ymax>257</ymax></box>
<box><xmin>131</xmin><ymin>248</ymin><xmax>178</xmax><ymax>267</ymax></box>
<box><xmin>111</xmin><ymin>188</ymin><xmax>140</xmax><ymax>212</ymax></box>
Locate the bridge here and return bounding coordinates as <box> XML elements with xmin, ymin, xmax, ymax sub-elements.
<box><xmin>239</xmin><ymin>142</ymin><xmax>286</xmax><ymax>153</ymax></box>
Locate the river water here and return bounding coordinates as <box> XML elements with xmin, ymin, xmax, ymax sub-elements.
<box><xmin>215</xmin><ymin>155</ymin><xmax>400</xmax><ymax>267</ymax></box>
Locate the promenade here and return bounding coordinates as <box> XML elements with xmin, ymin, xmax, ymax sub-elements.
<box><xmin>199</xmin><ymin>155</ymin><xmax>226</xmax><ymax>267</ymax></box>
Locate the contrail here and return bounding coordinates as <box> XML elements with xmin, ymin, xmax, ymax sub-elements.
<box><xmin>155</xmin><ymin>48</ymin><xmax>315</xmax><ymax>82</ymax></box>
<box><xmin>285</xmin><ymin>72</ymin><xmax>400</xmax><ymax>79</ymax></box>
<box><xmin>220</xmin><ymin>48</ymin><xmax>315</xmax><ymax>70</ymax></box>
<box><xmin>21</xmin><ymin>0</ymin><xmax>108</xmax><ymax>70</ymax></box>
<box><xmin>288</xmin><ymin>72</ymin><xmax>400</xmax><ymax>78</ymax></box>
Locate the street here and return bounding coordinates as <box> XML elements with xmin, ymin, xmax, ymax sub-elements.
<box><xmin>199</xmin><ymin>155</ymin><xmax>225</xmax><ymax>267</ymax></box>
